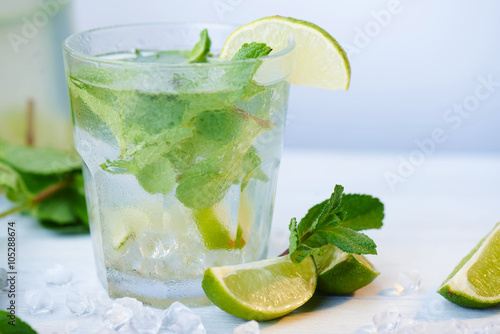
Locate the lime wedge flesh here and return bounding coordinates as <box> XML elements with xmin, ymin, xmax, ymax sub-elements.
<box><xmin>202</xmin><ymin>255</ymin><xmax>317</xmax><ymax>321</ymax></box>
<box><xmin>193</xmin><ymin>205</ymin><xmax>234</xmax><ymax>250</ymax></box>
<box><xmin>220</xmin><ymin>15</ymin><xmax>351</xmax><ymax>90</ymax></box>
<box><xmin>438</xmin><ymin>222</ymin><xmax>500</xmax><ymax>308</ymax></box>
<box><xmin>314</xmin><ymin>244</ymin><xmax>379</xmax><ymax>295</ymax></box>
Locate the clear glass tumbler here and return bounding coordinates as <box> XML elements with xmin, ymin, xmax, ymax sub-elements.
<box><xmin>63</xmin><ymin>23</ymin><xmax>294</xmax><ymax>307</ymax></box>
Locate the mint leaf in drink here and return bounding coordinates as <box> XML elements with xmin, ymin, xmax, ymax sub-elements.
<box><xmin>136</xmin><ymin>157</ymin><xmax>176</xmax><ymax>195</ymax></box>
<box><xmin>176</xmin><ymin>159</ymin><xmax>235</xmax><ymax>209</ymax></box>
<box><xmin>289</xmin><ymin>185</ymin><xmax>381</xmax><ymax>263</ymax></box>
<box><xmin>194</xmin><ymin>109</ymin><xmax>242</xmax><ymax>143</ymax></box>
<box><xmin>231</xmin><ymin>42</ymin><xmax>272</xmax><ymax>61</ymax></box>
<box><xmin>188</xmin><ymin>29</ymin><xmax>211</xmax><ymax>63</ymax></box>
<box><xmin>101</xmin><ymin>127</ymin><xmax>193</xmax><ymax>173</ymax></box>
<box><xmin>241</xmin><ymin>146</ymin><xmax>268</xmax><ymax>190</ymax></box>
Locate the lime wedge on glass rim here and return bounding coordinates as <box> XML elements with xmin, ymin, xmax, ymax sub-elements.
<box><xmin>438</xmin><ymin>222</ymin><xmax>500</xmax><ymax>308</ymax></box>
<box><xmin>202</xmin><ymin>255</ymin><xmax>317</xmax><ymax>321</ymax></box>
<box><xmin>220</xmin><ymin>15</ymin><xmax>351</xmax><ymax>90</ymax></box>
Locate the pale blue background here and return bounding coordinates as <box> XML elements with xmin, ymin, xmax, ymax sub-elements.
<box><xmin>49</xmin><ymin>0</ymin><xmax>500</xmax><ymax>152</ymax></box>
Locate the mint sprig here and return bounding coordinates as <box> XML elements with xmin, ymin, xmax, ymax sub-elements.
<box><xmin>289</xmin><ymin>185</ymin><xmax>383</xmax><ymax>263</ymax></box>
<box><xmin>0</xmin><ymin>138</ymin><xmax>88</xmax><ymax>232</ymax></box>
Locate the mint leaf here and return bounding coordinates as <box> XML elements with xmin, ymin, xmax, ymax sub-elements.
<box><xmin>315</xmin><ymin>185</ymin><xmax>344</xmax><ymax>230</ymax></box>
<box><xmin>0</xmin><ymin>139</ymin><xmax>80</xmax><ymax>175</ymax></box>
<box><xmin>188</xmin><ymin>29</ymin><xmax>211</xmax><ymax>63</ymax></box>
<box><xmin>297</xmin><ymin>185</ymin><xmax>344</xmax><ymax>239</ymax></box>
<box><xmin>136</xmin><ymin>157</ymin><xmax>176</xmax><ymax>195</ymax></box>
<box><xmin>194</xmin><ymin>109</ymin><xmax>242</xmax><ymax>144</ymax></box>
<box><xmin>175</xmin><ymin>160</ymin><xmax>234</xmax><ymax>209</ymax></box>
<box><xmin>231</xmin><ymin>42</ymin><xmax>272</xmax><ymax>61</ymax></box>
<box><xmin>31</xmin><ymin>190</ymin><xmax>76</xmax><ymax>224</ymax></box>
<box><xmin>101</xmin><ymin>127</ymin><xmax>193</xmax><ymax>173</ymax></box>
<box><xmin>241</xmin><ymin>146</ymin><xmax>268</xmax><ymax>190</ymax></box>
<box><xmin>338</xmin><ymin>194</ymin><xmax>384</xmax><ymax>230</ymax></box>
<box><xmin>0</xmin><ymin>161</ymin><xmax>30</xmax><ymax>202</ymax></box>
<box><xmin>288</xmin><ymin>218</ymin><xmax>299</xmax><ymax>255</ymax></box>
<box><xmin>319</xmin><ymin>226</ymin><xmax>377</xmax><ymax>255</ymax></box>
<box><xmin>0</xmin><ymin>310</ymin><xmax>37</xmax><ymax>333</ymax></box>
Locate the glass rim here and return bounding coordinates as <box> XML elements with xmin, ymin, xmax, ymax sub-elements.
<box><xmin>63</xmin><ymin>22</ymin><xmax>295</xmax><ymax>69</ymax></box>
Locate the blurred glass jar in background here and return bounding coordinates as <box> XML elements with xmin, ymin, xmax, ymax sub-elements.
<box><xmin>0</xmin><ymin>0</ymin><xmax>73</xmax><ymax>150</ymax></box>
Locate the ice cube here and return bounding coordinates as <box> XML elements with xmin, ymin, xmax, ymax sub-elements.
<box><xmin>0</xmin><ymin>267</ymin><xmax>7</xmax><ymax>290</ymax></box>
<box><xmin>161</xmin><ymin>302</ymin><xmax>206</xmax><ymax>334</ymax></box>
<box><xmin>103</xmin><ymin>303</ymin><xmax>134</xmax><ymax>330</ymax></box>
<box><xmin>130</xmin><ymin>307</ymin><xmax>161</xmax><ymax>334</ymax></box>
<box><xmin>66</xmin><ymin>291</ymin><xmax>95</xmax><ymax>316</ymax></box>
<box><xmin>234</xmin><ymin>320</ymin><xmax>259</xmax><ymax>334</ymax></box>
<box><xmin>26</xmin><ymin>290</ymin><xmax>54</xmax><ymax>314</ymax></box>
<box><xmin>44</xmin><ymin>264</ymin><xmax>73</xmax><ymax>286</ymax></box>
<box><xmin>95</xmin><ymin>291</ymin><xmax>113</xmax><ymax>312</ymax></box>
<box><xmin>115</xmin><ymin>297</ymin><xmax>144</xmax><ymax>314</ymax></box>
<box><xmin>394</xmin><ymin>270</ymin><xmax>421</xmax><ymax>295</ymax></box>
<box><xmin>441</xmin><ymin>319</ymin><xmax>469</xmax><ymax>334</ymax></box>
<box><xmin>373</xmin><ymin>307</ymin><xmax>401</xmax><ymax>333</ymax></box>
<box><xmin>395</xmin><ymin>319</ymin><xmax>427</xmax><ymax>334</ymax></box>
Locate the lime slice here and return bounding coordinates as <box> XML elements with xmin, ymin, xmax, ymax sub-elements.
<box><xmin>202</xmin><ymin>255</ymin><xmax>317</xmax><ymax>321</ymax></box>
<box><xmin>220</xmin><ymin>15</ymin><xmax>350</xmax><ymax>90</ymax></box>
<box><xmin>235</xmin><ymin>190</ymin><xmax>254</xmax><ymax>249</ymax></box>
<box><xmin>104</xmin><ymin>204</ymin><xmax>164</xmax><ymax>251</ymax></box>
<box><xmin>314</xmin><ymin>244</ymin><xmax>379</xmax><ymax>295</ymax></box>
<box><xmin>438</xmin><ymin>222</ymin><xmax>500</xmax><ymax>308</ymax></box>
<box><xmin>193</xmin><ymin>204</ymin><xmax>234</xmax><ymax>250</ymax></box>
<box><xmin>105</xmin><ymin>208</ymin><xmax>150</xmax><ymax>250</ymax></box>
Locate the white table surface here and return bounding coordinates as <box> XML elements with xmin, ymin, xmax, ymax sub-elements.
<box><xmin>1</xmin><ymin>149</ymin><xmax>500</xmax><ymax>333</ymax></box>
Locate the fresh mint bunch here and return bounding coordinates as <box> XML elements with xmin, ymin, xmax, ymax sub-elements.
<box><xmin>0</xmin><ymin>138</ymin><xmax>88</xmax><ymax>232</ymax></box>
<box><xmin>288</xmin><ymin>185</ymin><xmax>384</xmax><ymax>263</ymax></box>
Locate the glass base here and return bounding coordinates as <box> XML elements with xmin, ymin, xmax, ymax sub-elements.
<box><xmin>106</xmin><ymin>267</ymin><xmax>211</xmax><ymax>308</ymax></box>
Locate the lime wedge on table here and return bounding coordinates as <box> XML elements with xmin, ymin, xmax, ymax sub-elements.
<box><xmin>202</xmin><ymin>255</ymin><xmax>317</xmax><ymax>321</ymax></box>
<box><xmin>438</xmin><ymin>222</ymin><xmax>500</xmax><ymax>308</ymax></box>
<box><xmin>314</xmin><ymin>244</ymin><xmax>379</xmax><ymax>295</ymax></box>
<box><xmin>220</xmin><ymin>15</ymin><xmax>351</xmax><ymax>90</ymax></box>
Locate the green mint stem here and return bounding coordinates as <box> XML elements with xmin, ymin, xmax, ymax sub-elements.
<box><xmin>0</xmin><ymin>177</ymin><xmax>73</xmax><ymax>218</ymax></box>
<box><xmin>279</xmin><ymin>229</ymin><xmax>314</xmax><ymax>257</ymax></box>
<box><xmin>26</xmin><ymin>98</ymin><xmax>34</xmax><ymax>147</ymax></box>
